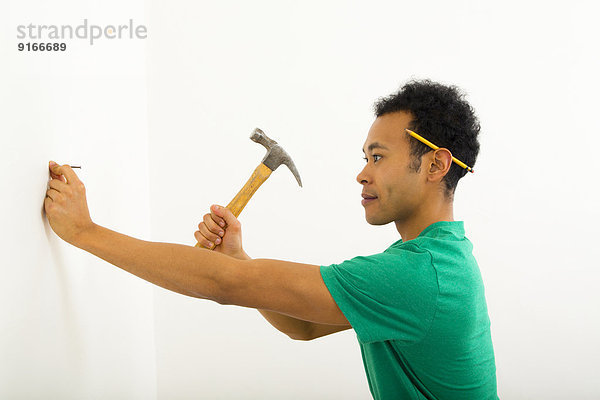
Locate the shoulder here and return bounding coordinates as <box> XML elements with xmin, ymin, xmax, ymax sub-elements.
<box><xmin>322</xmin><ymin>244</ymin><xmax>437</xmax><ymax>284</ymax></box>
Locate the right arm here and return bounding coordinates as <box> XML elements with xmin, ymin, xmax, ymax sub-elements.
<box><xmin>258</xmin><ymin>309</ymin><xmax>351</xmax><ymax>341</ymax></box>
<box><xmin>239</xmin><ymin>251</ymin><xmax>351</xmax><ymax>341</ymax></box>
<box><xmin>195</xmin><ymin>205</ymin><xmax>352</xmax><ymax>341</ymax></box>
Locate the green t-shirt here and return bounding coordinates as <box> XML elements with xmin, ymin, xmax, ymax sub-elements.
<box><xmin>320</xmin><ymin>221</ymin><xmax>497</xmax><ymax>400</ymax></box>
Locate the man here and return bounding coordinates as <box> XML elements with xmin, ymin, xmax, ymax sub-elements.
<box><xmin>45</xmin><ymin>79</ymin><xmax>498</xmax><ymax>399</ymax></box>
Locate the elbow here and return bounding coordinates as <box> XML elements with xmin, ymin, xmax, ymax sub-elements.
<box><xmin>212</xmin><ymin>282</ymin><xmax>235</xmax><ymax>305</ymax></box>
<box><xmin>191</xmin><ymin>277</ymin><xmax>229</xmax><ymax>305</ymax></box>
<box><xmin>288</xmin><ymin>324</ymin><xmax>314</xmax><ymax>341</ymax></box>
<box><xmin>213</xmin><ymin>296</ymin><xmax>228</xmax><ymax>306</ymax></box>
<box><xmin>288</xmin><ymin>332</ymin><xmax>313</xmax><ymax>341</ymax></box>
<box><xmin>210</xmin><ymin>258</ymin><xmax>248</xmax><ymax>306</ymax></box>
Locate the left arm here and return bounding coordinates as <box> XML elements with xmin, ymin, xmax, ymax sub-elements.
<box><xmin>76</xmin><ymin>223</ymin><xmax>229</xmax><ymax>301</ymax></box>
<box><xmin>76</xmin><ymin>223</ymin><xmax>349</xmax><ymax>325</ymax></box>
<box><xmin>45</xmin><ymin>161</ymin><xmax>349</xmax><ymax>325</ymax></box>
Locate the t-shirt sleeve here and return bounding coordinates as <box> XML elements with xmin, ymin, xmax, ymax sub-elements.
<box><xmin>320</xmin><ymin>248</ymin><xmax>439</xmax><ymax>345</ymax></box>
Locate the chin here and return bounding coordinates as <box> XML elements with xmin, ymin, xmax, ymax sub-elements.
<box><xmin>365</xmin><ymin>213</ymin><xmax>392</xmax><ymax>226</ymax></box>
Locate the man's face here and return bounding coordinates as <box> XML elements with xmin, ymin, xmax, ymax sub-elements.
<box><xmin>357</xmin><ymin>111</ymin><xmax>426</xmax><ymax>225</ymax></box>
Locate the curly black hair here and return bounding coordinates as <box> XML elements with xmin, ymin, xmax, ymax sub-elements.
<box><xmin>373</xmin><ymin>78</ymin><xmax>481</xmax><ymax>199</ymax></box>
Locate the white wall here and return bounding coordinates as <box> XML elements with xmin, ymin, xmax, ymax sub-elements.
<box><xmin>3</xmin><ymin>0</ymin><xmax>599</xmax><ymax>398</ymax></box>
<box><xmin>1</xmin><ymin>0</ymin><xmax>156</xmax><ymax>398</ymax></box>
<box><xmin>145</xmin><ymin>1</ymin><xmax>600</xmax><ymax>399</ymax></box>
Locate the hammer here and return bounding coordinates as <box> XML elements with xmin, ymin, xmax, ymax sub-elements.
<box><xmin>194</xmin><ymin>128</ymin><xmax>302</xmax><ymax>249</ymax></box>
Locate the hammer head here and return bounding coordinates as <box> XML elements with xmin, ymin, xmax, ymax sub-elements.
<box><xmin>250</xmin><ymin>128</ymin><xmax>302</xmax><ymax>187</ymax></box>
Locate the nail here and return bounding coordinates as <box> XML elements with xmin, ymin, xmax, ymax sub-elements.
<box><xmin>215</xmin><ymin>238</ymin><xmax>221</xmax><ymax>245</ymax></box>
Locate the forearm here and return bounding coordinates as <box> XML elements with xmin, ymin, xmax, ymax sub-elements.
<box><xmin>76</xmin><ymin>223</ymin><xmax>233</xmax><ymax>302</ymax></box>
<box><xmin>257</xmin><ymin>309</ymin><xmax>312</xmax><ymax>340</ymax></box>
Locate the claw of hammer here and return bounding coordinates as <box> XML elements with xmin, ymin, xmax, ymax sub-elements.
<box><xmin>195</xmin><ymin>128</ymin><xmax>302</xmax><ymax>249</ymax></box>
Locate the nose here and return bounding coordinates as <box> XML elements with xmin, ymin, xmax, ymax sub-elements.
<box><xmin>356</xmin><ymin>164</ymin><xmax>369</xmax><ymax>185</ymax></box>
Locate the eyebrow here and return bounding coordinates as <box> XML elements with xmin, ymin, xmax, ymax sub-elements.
<box><xmin>362</xmin><ymin>142</ymin><xmax>389</xmax><ymax>153</ymax></box>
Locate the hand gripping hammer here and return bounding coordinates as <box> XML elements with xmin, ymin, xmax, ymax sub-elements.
<box><xmin>194</xmin><ymin>128</ymin><xmax>302</xmax><ymax>249</ymax></box>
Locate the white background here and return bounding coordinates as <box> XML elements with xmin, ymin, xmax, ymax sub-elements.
<box><xmin>2</xmin><ymin>0</ymin><xmax>599</xmax><ymax>399</ymax></box>
<box><xmin>1</xmin><ymin>0</ymin><xmax>157</xmax><ymax>399</ymax></box>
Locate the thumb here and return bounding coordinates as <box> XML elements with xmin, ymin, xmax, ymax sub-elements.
<box><xmin>212</xmin><ymin>205</ymin><xmax>240</xmax><ymax>229</ymax></box>
<box><xmin>49</xmin><ymin>160</ymin><xmax>66</xmax><ymax>182</ymax></box>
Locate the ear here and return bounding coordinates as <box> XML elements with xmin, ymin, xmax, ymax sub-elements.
<box><xmin>427</xmin><ymin>148</ymin><xmax>452</xmax><ymax>182</ymax></box>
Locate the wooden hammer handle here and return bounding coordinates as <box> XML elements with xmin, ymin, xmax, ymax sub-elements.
<box><xmin>195</xmin><ymin>162</ymin><xmax>272</xmax><ymax>249</ymax></box>
<box><xmin>226</xmin><ymin>162</ymin><xmax>273</xmax><ymax>217</ymax></box>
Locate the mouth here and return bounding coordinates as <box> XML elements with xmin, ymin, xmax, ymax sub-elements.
<box><xmin>361</xmin><ymin>193</ymin><xmax>378</xmax><ymax>206</ymax></box>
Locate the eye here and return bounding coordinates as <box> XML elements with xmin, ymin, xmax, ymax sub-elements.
<box><xmin>362</xmin><ymin>155</ymin><xmax>382</xmax><ymax>163</ymax></box>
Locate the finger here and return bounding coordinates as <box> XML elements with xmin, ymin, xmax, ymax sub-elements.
<box><xmin>194</xmin><ymin>230</ymin><xmax>216</xmax><ymax>249</ymax></box>
<box><xmin>48</xmin><ymin>178</ymin><xmax>69</xmax><ymax>193</ymax></box>
<box><xmin>49</xmin><ymin>161</ymin><xmax>65</xmax><ymax>182</ymax></box>
<box><xmin>45</xmin><ymin>188</ymin><xmax>62</xmax><ymax>201</ymax></box>
<box><xmin>49</xmin><ymin>164</ymin><xmax>66</xmax><ymax>182</ymax></box>
<box><xmin>213</xmin><ymin>205</ymin><xmax>240</xmax><ymax>230</ymax></box>
<box><xmin>49</xmin><ymin>161</ymin><xmax>64</xmax><ymax>181</ymax></box>
<box><xmin>49</xmin><ymin>161</ymin><xmax>81</xmax><ymax>185</ymax></box>
<box><xmin>198</xmin><ymin>222</ymin><xmax>222</xmax><ymax>245</ymax></box>
<box><xmin>50</xmin><ymin>171</ymin><xmax>66</xmax><ymax>182</ymax></box>
<box><xmin>203</xmin><ymin>213</ymin><xmax>224</xmax><ymax>237</ymax></box>
<box><xmin>210</xmin><ymin>205</ymin><xmax>227</xmax><ymax>228</ymax></box>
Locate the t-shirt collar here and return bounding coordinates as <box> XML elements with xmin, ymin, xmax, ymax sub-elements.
<box><xmin>390</xmin><ymin>220</ymin><xmax>465</xmax><ymax>246</ymax></box>
<box><xmin>417</xmin><ymin>220</ymin><xmax>464</xmax><ymax>239</ymax></box>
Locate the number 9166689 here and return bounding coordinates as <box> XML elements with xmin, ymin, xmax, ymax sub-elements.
<box><xmin>18</xmin><ymin>42</ymin><xmax>67</xmax><ymax>51</ymax></box>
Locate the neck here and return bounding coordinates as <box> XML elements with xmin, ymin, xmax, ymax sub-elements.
<box><xmin>394</xmin><ymin>196</ymin><xmax>454</xmax><ymax>242</ymax></box>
